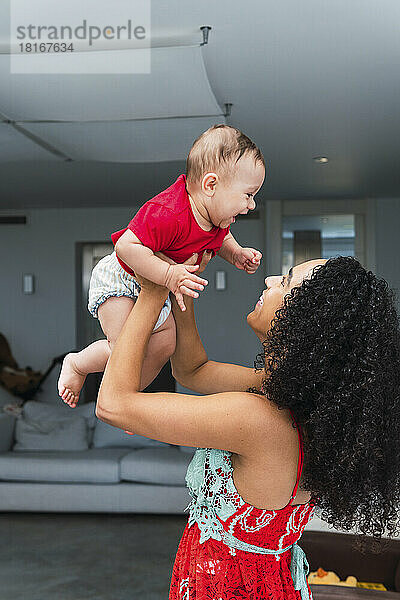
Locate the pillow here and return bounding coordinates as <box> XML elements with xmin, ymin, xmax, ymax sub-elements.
<box><xmin>13</xmin><ymin>416</ymin><xmax>89</xmax><ymax>452</ymax></box>
<box><xmin>23</xmin><ymin>400</ymin><xmax>97</xmax><ymax>428</ymax></box>
<box><xmin>92</xmin><ymin>418</ymin><xmax>169</xmax><ymax>449</ymax></box>
<box><xmin>23</xmin><ymin>400</ymin><xmax>96</xmax><ymax>445</ymax></box>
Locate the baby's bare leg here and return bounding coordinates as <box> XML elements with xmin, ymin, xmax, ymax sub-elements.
<box><xmin>138</xmin><ymin>310</ymin><xmax>176</xmax><ymax>390</ymax></box>
<box><xmin>99</xmin><ymin>301</ymin><xmax>176</xmax><ymax>393</ymax></box>
<box><xmin>61</xmin><ymin>296</ymin><xmax>176</xmax><ymax>408</ymax></box>
<box><xmin>58</xmin><ymin>340</ymin><xmax>111</xmax><ymax>404</ymax></box>
<box><xmin>58</xmin><ymin>296</ymin><xmax>135</xmax><ymax>405</ymax></box>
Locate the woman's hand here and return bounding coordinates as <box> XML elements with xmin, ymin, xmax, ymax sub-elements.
<box><xmin>134</xmin><ymin>268</ymin><xmax>170</xmax><ymax>300</ymax></box>
<box><xmin>191</xmin><ymin>250</ymin><xmax>213</xmax><ymax>274</ymax></box>
<box><xmin>135</xmin><ymin>250</ymin><xmax>177</xmax><ymax>294</ymax></box>
<box><xmin>181</xmin><ymin>250</ymin><xmax>212</xmax><ymax>274</ymax></box>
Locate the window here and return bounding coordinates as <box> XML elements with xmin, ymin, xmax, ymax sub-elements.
<box><xmin>265</xmin><ymin>199</ymin><xmax>376</xmax><ymax>277</ymax></box>
<box><xmin>282</xmin><ymin>214</ymin><xmax>355</xmax><ymax>274</ymax></box>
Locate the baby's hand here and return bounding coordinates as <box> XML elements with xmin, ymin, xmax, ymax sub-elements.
<box><xmin>165</xmin><ymin>263</ymin><xmax>208</xmax><ymax>311</ymax></box>
<box><xmin>233</xmin><ymin>247</ymin><xmax>262</xmax><ymax>274</ymax></box>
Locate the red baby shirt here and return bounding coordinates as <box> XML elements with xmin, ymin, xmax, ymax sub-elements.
<box><xmin>111</xmin><ymin>174</ymin><xmax>230</xmax><ymax>274</ymax></box>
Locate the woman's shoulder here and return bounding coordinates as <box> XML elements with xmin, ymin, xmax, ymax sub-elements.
<box><xmin>225</xmin><ymin>397</ymin><xmax>310</xmax><ymax>510</ymax></box>
<box><xmin>237</xmin><ymin>391</ymin><xmax>294</xmax><ymax>448</ymax></box>
<box><xmin>239</xmin><ymin>390</ymin><xmax>291</xmax><ymax>422</ymax></box>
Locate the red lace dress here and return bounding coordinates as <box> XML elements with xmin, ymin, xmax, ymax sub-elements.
<box><xmin>169</xmin><ymin>411</ymin><xmax>316</xmax><ymax>600</ymax></box>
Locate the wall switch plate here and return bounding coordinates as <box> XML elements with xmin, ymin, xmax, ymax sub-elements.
<box><xmin>23</xmin><ymin>274</ymin><xmax>34</xmax><ymax>294</ymax></box>
<box><xmin>215</xmin><ymin>270</ymin><xmax>226</xmax><ymax>291</ymax></box>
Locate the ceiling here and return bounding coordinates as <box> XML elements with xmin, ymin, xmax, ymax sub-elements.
<box><xmin>0</xmin><ymin>0</ymin><xmax>399</xmax><ymax>209</ymax></box>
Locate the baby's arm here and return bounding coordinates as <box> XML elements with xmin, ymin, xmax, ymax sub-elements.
<box><xmin>217</xmin><ymin>232</ymin><xmax>243</xmax><ymax>264</ymax></box>
<box><xmin>218</xmin><ymin>232</ymin><xmax>262</xmax><ymax>274</ymax></box>
<box><xmin>116</xmin><ymin>229</ymin><xmax>170</xmax><ymax>284</ymax></box>
<box><xmin>115</xmin><ymin>230</ymin><xmax>208</xmax><ymax>310</ymax></box>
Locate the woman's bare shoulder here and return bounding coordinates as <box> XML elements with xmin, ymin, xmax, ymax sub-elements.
<box><xmin>238</xmin><ymin>392</ymin><xmax>295</xmax><ymax>453</ymax></box>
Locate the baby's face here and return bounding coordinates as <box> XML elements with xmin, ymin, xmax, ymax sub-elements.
<box><xmin>208</xmin><ymin>155</ymin><xmax>265</xmax><ymax>229</ymax></box>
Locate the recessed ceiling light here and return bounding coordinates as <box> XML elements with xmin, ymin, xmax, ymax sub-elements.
<box><xmin>313</xmin><ymin>156</ymin><xmax>329</xmax><ymax>164</ymax></box>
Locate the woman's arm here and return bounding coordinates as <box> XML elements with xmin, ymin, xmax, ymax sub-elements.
<box><xmin>170</xmin><ymin>294</ymin><xmax>265</xmax><ymax>394</ymax></box>
<box><xmin>95</xmin><ymin>277</ymin><xmax>272</xmax><ymax>453</ymax></box>
<box><xmin>169</xmin><ymin>251</ymin><xmax>264</xmax><ymax>393</ymax></box>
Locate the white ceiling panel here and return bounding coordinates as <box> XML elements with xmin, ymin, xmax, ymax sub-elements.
<box><xmin>0</xmin><ymin>0</ymin><xmax>399</xmax><ymax>201</ymax></box>
<box><xmin>0</xmin><ymin>46</ymin><xmax>222</xmax><ymax>121</ymax></box>
<box><xmin>0</xmin><ymin>123</ymin><xmax>61</xmax><ymax>161</ymax></box>
<box><xmin>23</xmin><ymin>116</ymin><xmax>226</xmax><ymax>162</ymax></box>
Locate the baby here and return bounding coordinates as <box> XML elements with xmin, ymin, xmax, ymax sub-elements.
<box><xmin>58</xmin><ymin>124</ymin><xmax>265</xmax><ymax>409</ymax></box>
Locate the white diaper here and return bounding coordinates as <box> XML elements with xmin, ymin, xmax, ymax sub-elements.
<box><xmin>87</xmin><ymin>251</ymin><xmax>171</xmax><ymax>331</ymax></box>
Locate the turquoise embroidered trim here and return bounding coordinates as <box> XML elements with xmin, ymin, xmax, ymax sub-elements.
<box><xmin>184</xmin><ymin>447</ymin><xmax>241</xmax><ymax>543</ymax></box>
<box><xmin>184</xmin><ymin>448</ymin><xmax>312</xmax><ymax>600</ymax></box>
<box><xmin>290</xmin><ymin>542</ymin><xmax>311</xmax><ymax>600</ymax></box>
<box><xmin>220</xmin><ymin>531</ymin><xmax>310</xmax><ymax>600</ymax></box>
<box><xmin>220</xmin><ymin>528</ymin><xmax>292</xmax><ymax>555</ymax></box>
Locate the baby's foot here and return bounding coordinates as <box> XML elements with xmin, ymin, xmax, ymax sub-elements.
<box><xmin>58</xmin><ymin>353</ymin><xmax>87</xmax><ymax>407</ymax></box>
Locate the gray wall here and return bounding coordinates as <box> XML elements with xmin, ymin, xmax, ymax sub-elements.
<box><xmin>375</xmin><ymin>198</ymin><xmax>400</xmax><ymax>297</ymax></box>
<box><xmin>0</xmin><ymin>206</ymin><xmax>265</xmax><ymax>405</ymax></box>
<box><xmin>1</xmin><ymin>196</ymin><xmax>399</xmax><ymax>407</ymax></box>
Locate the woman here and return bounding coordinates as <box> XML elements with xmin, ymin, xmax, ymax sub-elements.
<box><xmin>95</xmin><ymin>253</ymin><xmax>400</xmax><ymax>599</ymax></box>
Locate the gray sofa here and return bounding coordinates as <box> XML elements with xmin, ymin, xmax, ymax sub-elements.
<box><xmin>0</xmin><ymin>400</ymin><xmax>194</xmax><ymax>513</ymax></box>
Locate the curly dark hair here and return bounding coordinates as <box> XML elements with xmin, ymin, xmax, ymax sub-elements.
<box><xmin>251</xmin><ymin>256</ymin><xmax>400</xmax><ymax>554</ymax></box>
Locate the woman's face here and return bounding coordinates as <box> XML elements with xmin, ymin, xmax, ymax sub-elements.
<box><xmin>247</xmin><ymin>259</ymin><xmax>327</xmax><ymax>340</ymax></box>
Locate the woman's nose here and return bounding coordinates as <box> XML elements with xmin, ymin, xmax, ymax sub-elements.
<box><xmin>265</xmin><ymin>275</ymin><xmax>281</xmax><ymax>288</ymax></box>
<box><xmin>248</xmin><ymin>197</ymin><xmax>256</xmax><ymax>210</ymax></box>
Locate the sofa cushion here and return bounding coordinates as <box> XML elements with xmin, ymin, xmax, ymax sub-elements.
<box><xmin>13</xmin><ymin>416</ymin><xmax>89</xmax><ymax>452</ymax></box>
<box><xmin>93</xmin><ymin>418</ymin><xmax>169</xmax><ymax>449</ymax></box>
<box><xmin>0</xmin><ymin>448</ymin><xmax>131</xmax><ymax>483</ymax></box>
<box><xmin>22</xmin><ymin>400</ymin><xmax>97</xmax><ymax>445</ymax></box>
<box><xmin>120</xmin><ymin>446</ymin><xmax>194</xmax><ymax>485</ymax></box>
<box><xmin>23</xmin><ymin>399</ymin><xmax>97</xmax><ymax>427</ymax></box>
